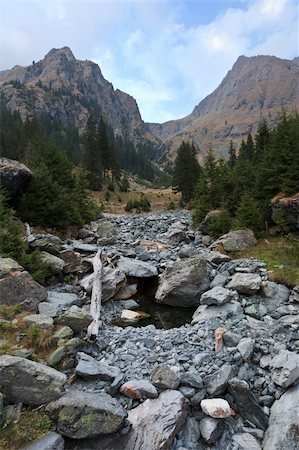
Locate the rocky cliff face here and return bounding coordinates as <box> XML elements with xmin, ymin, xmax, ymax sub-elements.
<box><xmin>0</xmin><ymin>47</ymin><xmax>159</xmax><ymax>148</ymax></box>
<box><xmin>148</xmin><ymin>55</ymin><xmax>299</xmax><ymax>162</ymax></box>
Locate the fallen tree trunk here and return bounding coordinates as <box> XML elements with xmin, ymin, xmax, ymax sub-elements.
<box><xmin>87</xmin><ymin>249</ymin><xmax>102</xmax><ymax>339</ymax></box>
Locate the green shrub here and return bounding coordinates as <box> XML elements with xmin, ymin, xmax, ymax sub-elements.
<box><xmin>209</xmin><ymin>210</ymin><xmax>232</xmax><ymax>238</ymax></box>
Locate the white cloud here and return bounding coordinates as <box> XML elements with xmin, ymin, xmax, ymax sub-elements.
<box><xmin>0</xmin><ymin>0</ymin><xmax>297</xmax><ymax>122</ymax></box>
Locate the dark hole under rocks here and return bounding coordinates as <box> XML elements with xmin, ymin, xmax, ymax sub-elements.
<box><xmin>113</xmin><ymin>277</ymin><xmax>194</xmax><ymax>330</ymax></box>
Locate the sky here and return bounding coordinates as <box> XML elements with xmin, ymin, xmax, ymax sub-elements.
<box><xmin>0</xmin><ymin>0</ymin><xmax>298</xmax><ymax>123</ymax></box>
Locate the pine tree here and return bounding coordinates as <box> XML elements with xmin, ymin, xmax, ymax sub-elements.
<box><xmin>82</xmin><ymin>115</ymin><xmax>102</xmax><ymax>190</ymax></box>
<box><xmin>172</xmin><ymin>141</ymin><xmax>201</xmax><ymax>204</ymax></box>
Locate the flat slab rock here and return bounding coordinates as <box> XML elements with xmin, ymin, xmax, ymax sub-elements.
<box><xmin>0</xmin><ymin>355</ymin><xmax>66</xmax><ymax>406</ymax></box>
<box><xmin>124</xmin><ymin>389</ymin><xmax>189</xmax><ymax>450</ymax></box>
<box><xmin>75</xmin><ymin>352</ymin><xmax>120</xmax><ymax>381</ymax></box>
<box><xmin>117</xmin><ymin>256</ymin><xmax>158</xmax><ymax>278</ymax></box>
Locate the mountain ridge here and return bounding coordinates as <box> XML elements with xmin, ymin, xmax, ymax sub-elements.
<box><xmin>1</xmin><ymin>48</ymin><xmax>298</xmax><ymax>164</ymax></box>
<box><xmin>148</xmin><ymin>54</ymin><xmax>299</xmax><ymax>161</ymax></box>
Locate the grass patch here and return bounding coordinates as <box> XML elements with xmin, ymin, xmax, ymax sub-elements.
<box><xmin>233</xmin><ymin>235</ymin><xmax>299</xmax><ymax>287</ymax></box>
<box><xmin>0</xmin><ymin>315</ymin><xmax>56</xmax><ymax>360</ymax></box>
<box><xmin>0</xmin><ymin>409</ymin><xmax>52</xmax><ymax>449</ymax></box>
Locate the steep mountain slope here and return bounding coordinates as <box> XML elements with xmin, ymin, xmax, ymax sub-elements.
<box><xmin>148</xmin><ymin>55</ymin><xmax>299</xmax><ymax>161</ymax></box>
<box><xmin>0</xmin><ymin>47</ymin><xmax>159</xmax><ymax>148</ymax></box>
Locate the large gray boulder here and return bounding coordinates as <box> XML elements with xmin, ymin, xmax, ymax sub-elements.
<box><xmin>263</xmin><ymin>383</ymin><xmax>299</xmax><ymax>450</ymax></box>
<box><xmin>46</xmin><ymin>391</ymin><xmax>127</xmax><ymax>439</ymax></box>
<box><xmin>0</xmin><ymin>157</ymin><xmax>32</xmax><ymax>198</ymax></box>
<box><xmin>0</xmin><ymin>257</ymin><xmax>47</xmax><ymax>305</ymax></box>
<box><xmin>56</xmin><ymin>306</ymin><xmax>92</xmax><ymax>333</ymax></box>
<box><xmin>0</xmin><ymin>356</ymin><xmax>66</xmax><ymax>405</ymax></box>
<box><xmin>226</xmin><ymin>272</ymin><xmax>262</xmax><ymax>294</ymax></box>
<box><xmin>200</xmin><ymin>286</ymin><xmax>238</xmax><ymax>306</ymax></box>
<box><xmin>40</xmin><ymin>252</ymin><xmax>65</xmax><ymax>275</ymax></box>
<box><xmin>155</xmin><ymin>256</ymin><xmax>210</xmax><ymax>307</ymax></box>
<box><xmin>124</xmin><ymin>390</ymin><xmax>189</xmax><ymax>450</ymax></box>
<box><xmin>118</xmin><ymin>257</ymin><xmax>158</xmax><ymax>278</ymax></box>
<box><xmin>192</xmin><ymin>302</ymin><xmax>243</xmax><ymax>324</ymax></box>
<box><xmin>211</xmin><ymin>229</ymin><xmax>257</xmax><ymax>252</ymax></box>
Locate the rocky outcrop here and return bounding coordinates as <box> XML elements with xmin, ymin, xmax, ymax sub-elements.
<box><xmin>0</xmin><ymin>257</ymin><xmax>47</xmax><ymax>305</ymax></box>
<box><xmin>271</xmin><ymin>192</ymin><xmax>299</xmax><ymax>230</ymax></box>
<box><xmin>46</xmin><ymin>391</ymin><xmax>127</xmax><ymax>439</ymax></box>
<box><xmin>0</xmin><ymin>157</ymin><xmax>31</xmax><ymax>198</ymax></box>
<box><xmin>0</xmin><ymin>355</ymin><xmax>66</xmax><ymax>405</ymax></box>
<box><xmin>155</xmin><ymin>256</ymin><xmax>210</xmax><ymax>307</ymax></box>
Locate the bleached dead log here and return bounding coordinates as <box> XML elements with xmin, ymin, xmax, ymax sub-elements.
<box><xmin>87</xmin><ymin>249</ymin><xmax>103</xmax><ymax>339</ymax></box>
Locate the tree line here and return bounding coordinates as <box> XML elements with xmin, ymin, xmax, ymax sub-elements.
<box><xmin>172</xmin><ymin>111</ymin><xmax>299</xmax><ymax>236</ymax></box>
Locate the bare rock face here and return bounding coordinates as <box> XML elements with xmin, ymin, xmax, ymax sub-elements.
<box><xmin>271</xmin><ymin>192</ymin><xmax>299</xmax><ymax>230</ymax></box>
<box><xmin>263</xmin><ymin>383</ymin><xmax>299</xmax><ymax>450</ymax></box>
<box><xmin>0</xmin><ymin>157</ymin><xmax>32</xmax><ymax>198</ymax></box>
<box><xmin>155</xmin><ymin>256</ymin><xmax>210</xmax><ymax>307</ymax></box>
<box><xmin>0</xmin><ymin>355</ymin><xmax>66</xmax><ymax>406</ymax></box>
<box><xmin>0</xmin><ymin>257</ymin><xmax>47</xmax><ymax>305</ymax></box>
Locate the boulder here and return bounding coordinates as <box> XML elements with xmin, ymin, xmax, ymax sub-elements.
<box><xmin>233</xmin><ymin>433</ymin><xmax>261</xmax><ymax>450</ymax></box>
<box><xmin>0</xmin><ymin>157</ymin><xmax>32</xmax><ymax>198</ymax></box>
<box><xmin>120</xmin><ymin>380</ymin><xmax>158</xmax><ymax>399</ymax></box>
<box><xmin>155</xmin><ymin>256</ymin><xmax>210</xmax><ymax>307</ymax></box>
<box><xmin>271</xmin><ymin>192</ymin><xmax>299</xmax><ymax>231</ymax></box>
<box><xmin>228</xmin><ymin>378</ymin><xmax>268</xmax><ymax>430</ymax></box>
<box><xmin>0</xmin><ymin>355</ymin><xmax>66</xmax><ymax>405</ymax></box>
<box><xmin>120</xmin><ymin>309</ymin><xmax>150</xmax><ymax>322</ymax></box>
<box><xmin>263</xmin><ymin>383</ymin><xmax>299</xmax><ymax>450</ymax></box>
<box><xmin>200</xmin><ymin>210</ymin><xmax>222</xmax><ymax>235</ymax></box>
<box><xmin>270</xmin><ymin>350</ymin><xmax>299</xmax><ymax>388</ymax></box>
<box><xmin>200</xmin><ymin>286</ymin><xmax>238</xmax><ymax>306</ymax></box>
<box><xmin>21</xmin><ymin>432</ymin><xmax>64</xmax><ymax>450</ymax></box>
<box><xmin>124</xmin><ymin>390</ymin><xmax>189</xmax><ymax>450</ymax></box>
<box><xmin>22</xmin><ymin>314</ymin><xmax>54</xmax><ymax>329</ymax></box>
<box><xmin>199</xmin><ymin>417</ymin><xmax>223</xmax><ymax>444</ymax></box>
<box><xmin>96</xmin><ymin>220</ymin><xmax>118</xmax><ymax>245</ymax></box>
<box><xmin>211</xmin><ymin>229</ymin><xmax>257</xmax><ymax>252</ymax></box>
<box><xmin>114</xmin><ymin>284</ymin><xmax>138</xmax><ymax>300</ymax></box>
<box><xmin>60</xmin><ymin>249</ymin><xmax>83</xmax><ymax>274</ymax></box>
<box><xmin>46</xmin><ymin>391</ymin><xmax>127</xmax><ymax>439</ymax></box>
<box><xmin>150</xmin><ymin>365</ymin><xmax>180</xmax><ymax>389</ymax></box>
<box><xmin>0</xmin><ymin>257</ymin><xmax>47</xmax><ymax>305</ymax></box>
<box><xmin>118</xmin><ymin>257</ymin><xmax>158</xmax><ymax>278</ymax></box>
<box><xmin>226</xmin><ymin>273</ymin><xmax>262</xmax><ymax>294</ymax></box>
<box><xmin>290</xmin><ymin>285</ymin><xmax>299</xmax><ymax>303</ymax></box>
<box><xmin>203</xmin><ymin>364</ymin><xmax>235</xmax><ymax>395</ymax></box>
<box><xmin>46</xmin><ymin>291</ymin><xmax>81</xmax><ymax>309</ymax></box>
<box><xmin>75</xmin><ymin>352</ymin><xmax>120</xmax><ymax>381</ymax></box>
<box><xmin>80</xmin><ymin>267</ymin><xmax>127</xmax><ymax>302</ymax></box>
<box><xmin>200</xmin><ymin>399</ymin><xmax>233</xmax><ymax>418</ymax></box>
<box><xmin>28</xmin><ymin>234</ymin><xmax>63</xmax><ymax>256</ymax></box>
<box><xmin>40</xmin><ymin>252</ymin><xmax>65</xmax><ymax>275</ymax></box>
<box><xmin>56</xmin><ymin>306</ymin><xmax>92</xmax><ymax>333</ymax></box>
<box><xmin>192</xmin><ymin>302</ymin><xmax>243</xmax><ymax>324</ymax></box>
<box><xmin>237</xmin><ymin>338</ymin><xmax>255</xmax><ymax>361</ymax></box>
<box><xmin>71</xmin><ymin>240</ymin><xmax>99</xmax><ymax>253</ymax></box>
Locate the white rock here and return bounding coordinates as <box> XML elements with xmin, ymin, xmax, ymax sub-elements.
<box><xmin>200</xmin><ymin>398</ymin><xmax>232</xmax><ymax>418</ymax></box>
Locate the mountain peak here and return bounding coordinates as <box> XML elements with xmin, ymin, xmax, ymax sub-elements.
<box><xmin>44</xmin><ymin>47</ymin><xmax>75</xmax><ymax>61</ymax></box>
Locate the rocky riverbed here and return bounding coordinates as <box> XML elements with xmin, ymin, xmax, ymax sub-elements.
<box><xmin>0</xmin><ymin>210</ymin><xmax>299</xmax><ymax>450</ymax></box>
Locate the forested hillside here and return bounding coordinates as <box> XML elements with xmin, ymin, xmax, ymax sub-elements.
<box><xmin>173</xmin><ymin>112</ymin><xmax>299</xmax><ymax>236</ymax></box>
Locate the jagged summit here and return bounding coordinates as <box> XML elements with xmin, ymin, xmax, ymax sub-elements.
<box><xmin>0</xmin><ymin>47</ymin><xmax>159</xmax><ymax>149</ymax></box>
<box><xmin>44</xmin><ymin>46</ymin><xmax>76</xmax><ymax>61</ymax></box>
